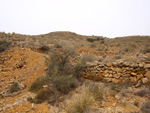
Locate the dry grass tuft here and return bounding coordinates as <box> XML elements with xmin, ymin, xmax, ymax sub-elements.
<box><xmin>67</xmin><ymin>86</ymin><xmax>94</xmax><ymax>113</ymax></box>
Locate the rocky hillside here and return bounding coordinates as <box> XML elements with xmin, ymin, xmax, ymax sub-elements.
<box><xmin>0</xmin><ymin>32</ymin><xmax>150</xmax><ymax>113</ymax></box>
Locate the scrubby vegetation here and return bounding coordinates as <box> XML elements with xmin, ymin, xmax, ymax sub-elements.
<box><xmin>39</xmin><ymin>45</ymin><xmax>50</xmax><ymax>52</ymax></box>
<box><xmin>67</xmin><ymin>86</ymin><xmax>94</xmax><ymax>113</ymax></box>
<box><xmin>88</xmin><ymin>83</ymin><xmax>104</xmax><ymax>103</ymax></box>
<box><xmin>142</xmin><ymin>44</ymin><xmax>150</xmax><ymax>54</ymax></box>
<box><xmin>140</xmin><ymin>101</ymin><xmax>150</xmax><ymax>113</ymax></box>
<box><xmin>1</xmin><ymin>32</ymin><xmax>150</xmax><ymax>112</ymax></box>
<box><xmin>0</xmin><ymin>40</ymin><xmax>11</xmax><ymax>52</ymax></box>
<box><xmin>87</xmin><ymin>38</ymin><xmax>95</xmax><ymax>42</ymax></box>
<box><xmin>67</xmin><ymin>82</ymin><xmax>107</xmax><ymax>113</ymax></box>
<box><xmin>29</xmin><ymin>77</ymin><xmax>49</xmax><ymax>93</ymax></box>
<box><xmin>51</xmin><ymin>75</ymin><xmax>77</xmax><ymax>94</ymax></box>
<box><xmin>9</xmin><ymin>82</ymin><xmax>19</xmax><ymax>93</ymax></box>
<box><xmin>74</xmin><ymin>54</ymin><xmax>96</xmax><ymax>78</ymax></box>
<box><xmin>29</xmin><ymin>47</ymin><xmax>95</xmax><ymax>104</ymax></box>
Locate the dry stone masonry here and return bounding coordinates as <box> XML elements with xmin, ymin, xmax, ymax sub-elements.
<box><xmin>83</xmin><ymin>61</ymin><xmax>150</xmax><ymax>84</ymax></box>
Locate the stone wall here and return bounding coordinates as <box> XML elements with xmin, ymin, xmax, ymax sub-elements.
<box><xmin>83</xmin><ymin>61</ymin><xmax>150</xmax><ymax>85</ymax></box>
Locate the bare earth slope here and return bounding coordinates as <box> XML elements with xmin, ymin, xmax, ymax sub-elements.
<box><xmin>0</xmin><ymin>47</ymin><xmax>48</xmax><ymax>112</ymax></box>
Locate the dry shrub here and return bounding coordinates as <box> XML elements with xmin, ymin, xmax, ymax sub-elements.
<box><xmin>47</xmin><ymin>47</ymin><xmax>78</xmax><ymax>94</ymax></box>
<box><xmin>40</xmin><ymin>45</ymin><xmax>50</xmax><ymax>52</ymax></box>
<box><xmin>134</xmin><ymin>89</ymin><xmax>150</xmax><ymax>97</ymax></box>
<box><xmin>9</xmin><ymin>82</ymin><xmax>19</xmax><ymax>93</ymax></box>
<box><xmin>87</xmin><ymin>38</ymin><xmax>95</xmax><ymax>42</ymax></box>
<box><xmin>142</xmin><ymin>45</ymin><xmax>150</xmax><ymax>54</ymax></box>
<box><xmin>108</xmin><ymin>82</ymin><xmax>124</xmax><ymax>93</ymax></box>
<box><xmin>67</xmin><ymin>86</ymin><xmax>94</xmax><ymax>113</ymax></box>
<box><xmin>88</xmin><ymin>83</ymin><xmax>105</xmax><ymax>103</ymax></box>
<box><xmin>140</xmin><ymin>101</ymin><xmax>150</xmax><ymax>113</ymax></box>
<box><xmin>145</xmin><ymin>79</ymin><xmax>150</xmax><ymax>89</ymax></box>
<box><xmin>47</xmin><ymin>47</ymin><xmax>75</xmax><ymax>76</ymax></box>
<box><xmin>32</xmin><ymin>89</ymin><xmax>50</xmax><ymax>103</ymax></box>
<box><xmin>29</xmin><ymin>77</ymin><xmax>49</xmax><ymax>93</ymax></box>
<box><xmin>0</xmin><ymin>40</ymin><xmax>11</xmax><ymax>52</ymax></box>
<box><xmin>52</xmin><ymin>75</ymin><xmax>78</xmax><ymax>94</ymax></box>
<box><xmin>54</xmin><ymin>43</ymin><xmax>62</xmax><ymax>48</ymax></box>
<box><xmin>29</xmin><ymin>47</ymin><xmax>78</xmax><ymax>104</ymax></box>
<box><xmin>67</xmin><ymin>82</ymin><xmax>107</xmax><ymax>113</ymax></box>
<box><xmin>74</xmin><ymin>54</ymin><xmax>96</xmax><ymax>78</ymax></box>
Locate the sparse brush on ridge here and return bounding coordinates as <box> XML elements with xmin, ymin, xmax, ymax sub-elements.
<box><xmin>40</xmin><ymin>45</ymin><xmax>50</xmax><ymax>52</ymax></box>
<box><xmin>0</xmin><ymin>40</ymin><xmax>11</xmax><ymax>52</ymax></box>
<box><xmin>142</xmin><ymin>44</ymin><xmax>150</xmax><ymax>54</ymax></box>
<box><xmin>87</xmin><ymin>38</ymin><xmax>95</xmax><ymax>42</ymax></box>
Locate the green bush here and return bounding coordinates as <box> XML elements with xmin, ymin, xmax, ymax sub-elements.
<box><xmin>9</xmin><ymin>82</ymin><xmax>19</xmax><ymax>93</ymax></box>
<box><xmin>87</xmin><ymin>38</ymin><xmax>95</xmax><ymax>42</ymax></box>
<box><xmin>47</xmin><ymin>47</ymin><xmax>79</xmax><ymax>94</ymax></box>
<box><xmin>33</xmin><ymin>89</ymin><xmax>50</xmax><ymax>104</ymax></box>
<box><xmin>52</xmin><ymin>75</ymin><xmax>77</xmax><ymax>94</ymax></box>
<box><xmin>29</xmin><ymin>47</ymin><xmax>78</xmax><ymax>104</ymax></box>
<box><xmin>0</xmin><ymin>40</ymin><xmax>11</xmax><ymax>52</ymax></box>
<box><xmin>47</xmin><ymin>47</ymin><xmax>75</xmax><ymax>76</ymax></box>
<box><xmin>40</xmin><ymin>45</ymin><xmax>50</xmax><ymax>52</ymax></box>
<box><xmin>29</xmin><ymin>77</ymin><xmax>49</xmax><ymax>93</ymax></box>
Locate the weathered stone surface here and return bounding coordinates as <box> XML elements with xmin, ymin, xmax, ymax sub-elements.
<box><xmin>108</xmin><ymin>78</ymin><xmax>112</xmax><ymax>82</ymax></box>
<box><xmin>97</xmin><ymin>75</ymin><xmax>103</xmax><ymax>81</ymax></box>
<box><xmin>106</xmin><ymin>62</ymin><xmax>113</xmax><ymax>67</ymax></box>
<box><xmin>104</xmin><ymin>74</ymin><xmax>109</xmax><ymax>77</ymax></box>
<box><xmin>83</xmin><ymin>61</ymin><xmax>149</xmax><ymax>84</ymax></box>
<box><xmin>144</xmin><ymin>71</ymin><xmax>150</xmax><ymax>78</ymax></box>
<box><xmin>135</xmin><ymin>80</ymin><xmax>141</xmax><ymax>88</ymax></box>
<box><xmin>0</xmin><ymin>94</ymin><xmax>3</xmax><ymax>99</ymax></box>
<box><xmin>126</xmin><ymin>71</ymin><xmax>131</xmax><ymax>74</ymax></box>
<box><xmin>0</xmin><ymin>108</ymin><xmax>2</xmax><ymax>112</ymax></box>
<box><xmin>131</xmin><ymin>72</ymin><xmax>137</xmax><ymax>76</ymax></box>
<box><xmin>144</xmin><ymin>64</ymin><xmax>150</xmax><ymax>68</ymax></box>
<box><xmin>113</xmin><ymin>78</ymin><xmax>120</xmax><ymax>84</ymax></box>
<box><xmin>98</xmin><ymin>63</ymin><xmax>105</xmax><ymax>67</ymax></box>
<box><xmin>136</xmin><ymin>74</ymin><xmax>143</xmax><ymax>81</ymax></box>
<box><xmin>141</xmin><ymin>78</ymin><xmax>148</xmax><ymax>84</ymax></box>
<box><xmin>112</xmin><ymin>62</ymin><xmax>117</xmax><ymax>66</ymax></box>
<box><xmin>109</xmin><ymin>74</ymin><xmax>113</xmax><ymax>78</ymax></box>
<box><xmin>116</xmin><ymin>68</ymin><xmax>123</xmax><ymax>73</ymax></box>
<box><xmin>123</xmin><ymin>62</ymin><xmax>130</xmax><ymax>67</ymax></box>
<box><xmin>130</xmin><ymin>63</ymin><xmax>138</xmax><ymax>68</ymax></box>
<box><xmin>130</xmin><ymin>77</ymin><xmax>137</xmax><ymax>83</ymax></box>
<box><xmin>139</xmin><ymin>63</ymin><xmax>144</xmax><ymax>68</ymax></box>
